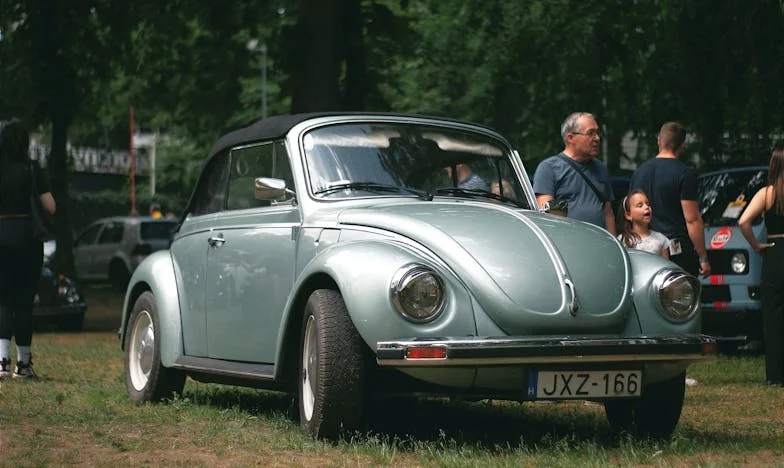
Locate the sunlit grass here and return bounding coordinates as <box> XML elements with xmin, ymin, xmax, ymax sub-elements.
<box><xmin>1</xmin><ymin>290</ymin><xmax>782</xmax><ymax>466</ymax></box>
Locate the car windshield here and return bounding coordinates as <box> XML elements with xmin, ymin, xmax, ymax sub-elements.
<box><xmin>140</xmin><ymin>221</ymin><xmax>177</xmax><ymax>240</ymax></box>
<box><xmin>698</xmin><ymin>169</ymin><xmax>767</xmax><ymax>226</ymax></box>
<box><xmin>303</xmin><ymin>123</ymin><xmax>532</xmax><ymax>209</ymax></box>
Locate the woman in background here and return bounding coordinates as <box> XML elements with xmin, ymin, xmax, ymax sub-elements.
<box><xmin>0</xmin><ymin>119</ymin><xmax>56</xmax><ymax>379</ymax></box>
<box><xmin>738</xmin><ymin>141</ymin><xmax>784</xmax><ymax>387</ymax></box>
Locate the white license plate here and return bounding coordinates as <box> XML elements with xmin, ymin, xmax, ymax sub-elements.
<box><xmin>528</xmin><ymin>370</ymin><xmax>642</xmax><ymax>399</ymax></box>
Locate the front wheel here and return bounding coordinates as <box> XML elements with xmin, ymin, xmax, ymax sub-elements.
<box><xmin>299</xmin><ymin>289</ymin><xmax>365</xmax><ymax>439</ymax></box>
<box><xmin>124</xmin><ymin>291</ymin><xmax>185</xmax><ymax>403</ymax></box>
<box><xmin>604</xmin><ymin>372</ymin><xmax>686</xmax><ymax>439</ymax></box>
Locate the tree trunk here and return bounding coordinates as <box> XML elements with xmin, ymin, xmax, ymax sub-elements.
<box><xmin>291</xmin><ymin>0</ymin><xmax>342</xmax><ymax>112</ymax></box>
<box><xmin>28</xmin><ymin>0</ymin><xmax>77</xmax><ymax>276</ymax></box>
<box><xmin>341</xmin><ymin>0</ymin><xmax>365</xmax><ymax>110</ymax></box>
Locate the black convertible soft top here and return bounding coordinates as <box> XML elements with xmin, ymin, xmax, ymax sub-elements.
<box><xmin>205</xmin><ymin>111</ymin><xmax>491</xmax><ymax>162</ymax></box>
<box><xmin>206</xmin><ymin>112</ymin><xmax>332</xmax><ymax>161</ymax></box>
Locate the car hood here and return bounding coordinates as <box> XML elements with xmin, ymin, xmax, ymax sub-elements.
<box><xmin>337</xmin><ymin>201</ymin><xmax>632</xmax><ymax>335</ymax></box>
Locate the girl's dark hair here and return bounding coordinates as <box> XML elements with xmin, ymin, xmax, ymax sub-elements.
<box><xmin>0</xmin><ymin>118</ymin><xmax>30</xmax><ymax>164</ymax></box>
<box><xmin>770</xmin><ymin>141</ymin><xmax>784</xmax><ymax>215</ymax></box>
<box><xmin>616</xmin><ymin>189</ymin><xmax>647</xmax><ymax>248</ymax></box>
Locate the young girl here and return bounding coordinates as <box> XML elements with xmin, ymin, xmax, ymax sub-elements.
<box><xmin>616</xmin><ymin>189</ymin><xmax>669</xmax><ymax>259</ymax></box>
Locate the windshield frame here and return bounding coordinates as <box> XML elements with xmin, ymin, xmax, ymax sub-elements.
<box><xmin>297</xmin><ymin>118</ymin><xmax>537</xmax><ymax>210</ymax></box>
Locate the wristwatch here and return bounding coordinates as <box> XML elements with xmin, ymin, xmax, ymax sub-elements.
<box><xmin>699</xmin><ymin>257</ymin><xmax>709</xmax><ymax>263</ymax></box>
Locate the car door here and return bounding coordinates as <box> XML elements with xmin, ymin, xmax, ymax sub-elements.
<box><xmin>171</xmin><ymin>151</ymin><xmax>230</xmax><ymax>357</ymax></box>
<box><xmin>73</xmin><ymin>223</ymin><xmax>104</xmax><ymax>280</ymax></box>
<box><xmin>89</xmin><ymin>221</ymin><xmax>126</xmax><ymax>279</ymax></box>
<box><xmin>205</xmin><ymin>140</ymin><xmax>299</xmax><ymax>363</ymax></box>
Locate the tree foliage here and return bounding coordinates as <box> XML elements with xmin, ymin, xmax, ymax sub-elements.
<box><xmin>2</xmin><ymin>0</ymin><xmax>783</xmax><ymax>275</ymax></box>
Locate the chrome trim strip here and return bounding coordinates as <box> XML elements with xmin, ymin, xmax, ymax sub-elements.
<box><xmin>377</xmin><ymin>353</ymin><xmax>713</xmax><ymax>367</ymax></box>
<box><xmin>376</xmin><ymin>334</ymin><xmax>716</xmax><ymax>367</ymax></box>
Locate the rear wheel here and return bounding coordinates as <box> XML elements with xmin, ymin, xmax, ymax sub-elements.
<box><xmin>124</xmin><ymin>291</ymin><xmax>185</xmax><ymax>403</ymax></box>
<box><xmin>604</xmin><ymin>372</ymin><xmax>686</xmax><ymax>439</ymax></box>
<box><xmin>299</xmin><ymin>289</ymin><xmax>365</xmax><ymax>439</ymax></box>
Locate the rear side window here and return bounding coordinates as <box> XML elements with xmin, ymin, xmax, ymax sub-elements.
<box><xmin>140</xmin><ymin>222</ymin><xmax>177</xmax><ymax>240</ymax></box>
<box><xmin>190</xmin><ymin>151</ymin><xmax>230</xmax><ymax>215</ymax></box>
<box><xmin>98</xmin><ymin>222</ymin><xmax>124</xmax><ymax>244</ymax></box>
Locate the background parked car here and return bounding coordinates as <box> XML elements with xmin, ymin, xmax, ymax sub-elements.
<box><xmin>697</xmin><ymin>166</ymin><xmax>768</xmax><ymax>348</ymax></box>
<box><xmin>73</xmin><ymin>216</ymin><xmax>177</xmax><ymax>291</ymax></box>
<box><xmin>34</xmin><ymin>265</ymin><xmax>88</xmax><ymax>331</ymax></box>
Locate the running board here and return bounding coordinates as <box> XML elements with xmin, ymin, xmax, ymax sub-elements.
<box><xmin>174</xmin><ymin>356</ymin><xmax>275</xmax><ymax>381</ymax></box>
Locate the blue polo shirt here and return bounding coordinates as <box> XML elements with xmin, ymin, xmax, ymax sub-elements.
<box><xmin>533</xmin><ymin>153</ymin><xmax>613</xmax><ymax>227</ymax></box>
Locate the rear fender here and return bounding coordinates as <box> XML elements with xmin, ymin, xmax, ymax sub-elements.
<box><xmin>119</xmin><ymin>250</ymin><xmax>182</xmax><ymax>368</ymax></box>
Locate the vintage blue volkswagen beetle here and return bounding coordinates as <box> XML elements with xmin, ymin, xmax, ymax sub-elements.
<box><xmin>120</xmin><ymin>113</ymin><xmax>715</xmax><ymax>439</ymax></box>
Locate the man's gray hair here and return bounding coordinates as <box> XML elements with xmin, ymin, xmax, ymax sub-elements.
<box><xmin>560</xmin><ymin>112</ymin><xmax>596</xmax><ymax>144</ymax></box>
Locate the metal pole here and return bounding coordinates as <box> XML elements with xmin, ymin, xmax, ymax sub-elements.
<box><xmin>151</xmin><ymin>130</ymin><xmax>157</xmax><ymax>196</ymax></box>
<box><xmin>261</xmin><ymin>43</ymin><xmax>268</xmax><ymax>119</ymax></box>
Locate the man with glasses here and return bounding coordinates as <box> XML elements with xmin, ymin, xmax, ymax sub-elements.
<box><xmin>533</xmin><ymin>112</ymin><xmax>616</xmax><ymax>234</ymax></box>
<box><xmin>630</xmin><ymin>121</ymin><xmax>710</xmax><ymax>277</ymax></box>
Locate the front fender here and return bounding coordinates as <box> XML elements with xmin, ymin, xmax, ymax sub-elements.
<box><xmin>629</xmin><ymin>250</ymin><xmax>702</xmax><ymax>335</ymax></box>
<box><xmin>119</xmin><ymin>250</ymin><xmax>182</xmax><ymax>368</ymax></box>
<box><xmin>278</xmin><ymin>239</ymin><xmax>478</xmax><ymax>359</ymax></box>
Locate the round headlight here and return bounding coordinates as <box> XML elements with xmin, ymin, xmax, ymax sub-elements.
<box><xmin>654</xmin><ymin>270</ymin><xmax>701</xmax><ymax>322</ymax></box>
<box><xmin>390</xmin><ymin>265</ymin><xmax>446</xmax><ymax>322</ymax></box>
<box><xmin>731</xmin><ymin>252</ymin><xmax>747</xmax><ymax>274</ymax></box>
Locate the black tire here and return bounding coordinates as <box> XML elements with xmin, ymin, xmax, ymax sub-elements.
<box><xmin>124</xmin><ymin>291</ymin><xmax>185</xmax><ymax>403</ymax></box>
<box><xmin>58</xmin><ymin>312</ymin><xmax>85</xmax><ymax>331</ymax></box>
<box><xmin>604</xmin><ymin>372</ymin><xmax>686</xmax><ymax>439</ymax></box>
<box><xmin>110</xmin><ymin>261</ymin><xmax>130</xmax><ymax>293</ymax></box>
<box><xmin>299</xmin><ymin>289</ymin><xmax>365</xmax><ymax>439</ymax></box>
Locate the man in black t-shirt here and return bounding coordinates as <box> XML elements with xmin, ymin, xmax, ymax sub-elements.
<box><xmin>630</xmin><ymin>122</ymin><xmax>710</xmax><ymax>277</ymax></box>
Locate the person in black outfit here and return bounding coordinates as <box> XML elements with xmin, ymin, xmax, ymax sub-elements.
<box><xmin>630</xmin><ymin>122</ymin><xmax>710</xmax><ymax>277</ymax></box>
<box><xmin>738</xmin><ymin>141</ymin><xmax>784</xmax><ymax>387</ymax></box>
<box><xmin>0</xmin><ymin>119</ymin><xmax>56</xmax><ymax>379</ymax></box>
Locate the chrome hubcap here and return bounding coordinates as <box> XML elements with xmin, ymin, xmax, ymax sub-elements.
<box><xmin>129</xmin><ymin>310</ymin><xmax>154</xmax><ymax>391</ymax></box>
<box><xmin>301</xmin><ymin>315</ymin><xmax>317</xmax><ymax>420</ymax></box>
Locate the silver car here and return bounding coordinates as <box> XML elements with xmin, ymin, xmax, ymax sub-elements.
<box><xmin>74</xmin><ymin>216</ymin><xmax>177</xmax><ymax>291</ymax></box>
<box><xmin>120</xmin><ymin>113</ymin><xmax>716</xmax><ymax>440</ymax></box>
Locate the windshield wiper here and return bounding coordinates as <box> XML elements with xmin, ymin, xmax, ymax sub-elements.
<box><xmin>435</xmin><ymin>187</ymin><xmax>526</xmax><ymax>208</ymax></box>
<box><xmin>314</xmin><ymin>182</ymin><xmax>433</xmax><ymax>201</ymax></box>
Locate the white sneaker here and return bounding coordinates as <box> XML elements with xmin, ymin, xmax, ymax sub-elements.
<box><xmin>685</xmin><ymin>377</ymin><xmax>698</xmax><ymax>386</ymax></box>
<box><xmin>12</xmin><ymin>361</ymin><xmax>37</xmax><ymax>379</ymax></box>
<box><xmin>0</xmin><ymin>358</ymin><xmax>11</xmax><ymax>379</ymax></box>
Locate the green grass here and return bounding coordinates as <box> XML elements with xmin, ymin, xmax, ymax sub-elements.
<box><xmin>1</xmin><ymin>291</ymin><xmax>782</xmax><ymax>466</ymax></box>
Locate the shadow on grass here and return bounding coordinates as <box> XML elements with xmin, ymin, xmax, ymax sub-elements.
<box><xmin>176</xmin><ymin>385</ymin><xmax>765</xmax><ymax>451</ymax></box>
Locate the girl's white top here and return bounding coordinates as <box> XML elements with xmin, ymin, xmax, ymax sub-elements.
<box><xmin>619</xmin><ymin>230</ymin><xmax>669</xmax><ymax>256</ymax></box>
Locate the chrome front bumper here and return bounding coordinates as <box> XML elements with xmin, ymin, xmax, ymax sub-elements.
<box><xmin>376</xmin><ymin>334</ymin><xmax>717</xmax><ymax>367</ymax></box>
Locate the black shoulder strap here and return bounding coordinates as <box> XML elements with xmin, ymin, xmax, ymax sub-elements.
<box><xmin>557</xmin><ymin>153</ymin><xmax>608</xmax><ymax>204</ymax></box>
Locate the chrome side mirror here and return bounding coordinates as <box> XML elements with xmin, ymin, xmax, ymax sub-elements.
<box><xmin>253</xmin><ymin>177</ymin><xmax>295</xmax><ymax>201</ymax></box>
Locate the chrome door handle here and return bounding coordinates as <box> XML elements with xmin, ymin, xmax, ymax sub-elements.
<box><xmin>208</xmin><ymin>235</ymin><xmax>225</xmax><ymax>247</ymax></box>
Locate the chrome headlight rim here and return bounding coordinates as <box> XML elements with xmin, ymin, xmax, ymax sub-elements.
<box><xmin>390</xmin><ymin>264</ymin><xmax>446</xmax><ymax>323</ymax></box>
<box><xmin>653</xmin><ymin>269</ymin><xmax>701</xmax><ymax>323</ymax></box>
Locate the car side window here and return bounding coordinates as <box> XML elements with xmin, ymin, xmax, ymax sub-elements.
<box><xmin>98</xmin><ymin>222</ymin><xmax>124</xmax><ymax>244</ymax></box>
<box><xmin>226</xmin><ymin>140</ymin><xmax>294</xmax><ymax>210</ymax></box>
<box><xmin>75</xmin><ymin>224</ymin><xmax>103</xmax><ymax>246</ymax></box>
<box><xmin>190</xmin><ymin>151</ymin><xmax>230</xmax><ymax>216</ymax></box>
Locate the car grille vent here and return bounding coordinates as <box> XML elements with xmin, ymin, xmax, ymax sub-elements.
<box><xmin>701</xmin><ymin>285</ymin><xmax>731</xmax><ymax>303</ymax></box>
<box><xmin>707</xmin><ymin>250</ymin><xmax>747</xmax><ymax>275</ymax></box>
